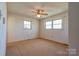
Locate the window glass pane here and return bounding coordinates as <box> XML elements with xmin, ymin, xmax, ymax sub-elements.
<box><xmin>53</xmin><ymin>19</ymin><xmax>62</xmax><ymax>29</ymax></box>
<box><xmin>24</xmin><ymin>21</ymin><xmax>31</xmax><ymax>29</ymax></box>
<box><xmin>46</xmin><ymin>21</ymin><xmax>52</xmax><ymax>29</ymax></box>
<box><xmin>53</xmin><ymin>19</ymin><xmax>62</xmax><ymax>24</ymax></box>
<box><xmin>24</xmin><ymin>21</ymin><xmax>27</xmax><ymax>24</ymax></box>
<box><xmin>53</xmin><ymin>24</ymin><xmax>62</xmax><ymax>29</ymax></box>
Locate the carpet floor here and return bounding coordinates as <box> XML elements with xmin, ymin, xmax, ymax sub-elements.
<box><xmin>6</xmin><ymin>39</ymin><xmax>69</xmax><ymax>56</ymax></box>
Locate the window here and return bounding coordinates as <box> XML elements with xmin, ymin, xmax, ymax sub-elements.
<box><xmin>53</xmin><ymin>19</ymin><xmax>62</xmax><ymax>29</ymax></box>
<box><xmin>24</xmin><ymin>21</ymin><xmax>31</xmax><ymax>29</ymax></box>
<box><xmin>45</xmin><ymin>21</ymin><xmax>52</xmax><ymax>29</ymax></box>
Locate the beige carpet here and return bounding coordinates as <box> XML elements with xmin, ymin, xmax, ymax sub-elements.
<box><xmin>6</xmin><ymin>39</ymin><xmax>69</xmax><ymax>56</ymax></box>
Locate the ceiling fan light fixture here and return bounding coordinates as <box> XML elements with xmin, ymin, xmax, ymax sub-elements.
<box><xmin>37</xmin><ymin>14</ymin><xmax>41</xmax><ymax>17</ymax></box>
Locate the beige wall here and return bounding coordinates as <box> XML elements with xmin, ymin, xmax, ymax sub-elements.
<box><xmin>8</xmin><ymin>13</ymin><xmax>39</xmax><ymax>43</ymax></box>
<box><xmin>40</xmin><ymin>12</ymin><xmax>69</xmax><ymax>44</ymax></box>
<box><xmin>8</xmin><ymin>11</ymin><xmax>69</xmax><ymax>45</ymax></box>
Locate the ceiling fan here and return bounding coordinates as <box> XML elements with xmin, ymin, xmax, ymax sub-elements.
<box><xmin>32</xmin><ymin>9</ymin><xmax>48</xmax><ymax>17</ymax></box>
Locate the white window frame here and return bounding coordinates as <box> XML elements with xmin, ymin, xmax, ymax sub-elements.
<box><xmin>53</xmin><ymin>19</ymin><xmax>63</xmax><ymax>29</ymax></box>
<box><xmin>24</xmin><ymin>20</ymin><xmax>32</xmax><ymax>30</ymax></box>
<box><xmin>45</xmin><ymin>20</ymin><xmax>53</xmax><ymax>29</ymax></box>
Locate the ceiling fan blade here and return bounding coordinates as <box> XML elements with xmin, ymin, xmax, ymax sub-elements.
<box><xmin>41</xmin><ymin>13</ymin><xmax>48</xmax><ymax>15</ymax></box>
<box><xmin>32</xmin><ymin>9</ymin><xmax>48</xmax><ymax>16</ymax></box>
<box><xmin>32</xmin><ymin>10</ymin><xmax>37</xmax><ymax>13</ymax></box>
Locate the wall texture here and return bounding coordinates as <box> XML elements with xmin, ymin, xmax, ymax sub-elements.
<box><xmin>39</xmin><ymin>12</ymin><xmax>69</xmax><ymax>44</ymax></box>
<box><xmin>8</xmin><ymin>13</ymin><xmax>39</xmax><ymax>43</ymax></box>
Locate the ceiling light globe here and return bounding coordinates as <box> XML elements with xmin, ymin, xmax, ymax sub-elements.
<box><xmin>37</xmin><ymin>14</ymin><xmax>40</xmax><ymax>17</ymax></box>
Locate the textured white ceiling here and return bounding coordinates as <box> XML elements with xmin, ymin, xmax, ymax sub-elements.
<box><xmin>7</xmin><ymin>2</ymin><xmax>68</xmax><ymax>19</ymax></box>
